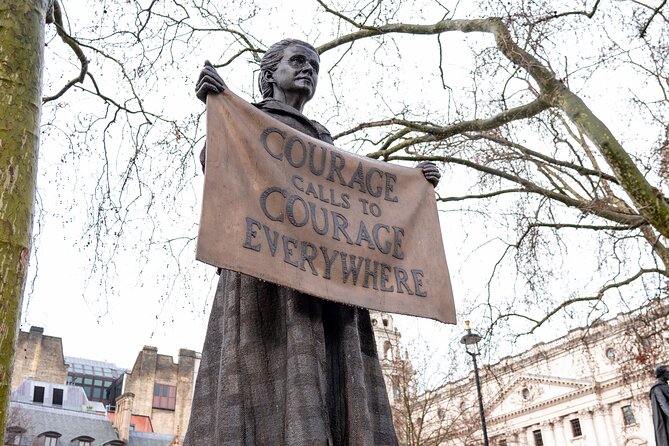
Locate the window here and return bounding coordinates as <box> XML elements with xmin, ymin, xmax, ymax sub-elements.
<box><xmin>33</xmin><ymin>385</ymin><xmax>45</xmax><ymax>403</ymax></box>
<box><xmin>498</xmin><ymin>439</ymin><xmax>508</xmax><ymax>446</ymax></box>
<box><xmin>392</xmin><ymin>386</ymin><xmax>401</xmax><ymax>401</ymax></box>
<box><xmin>52</xmin><ymin>388</ymin><xmax>64</xmax><ymax>405</ymax></box>
<box><xmin>622</xmin><ymin>405</ymin><xmax>637</xmax><ymax>425</ymax></box>
<box><xmin>606</xmin><ymin>347</ymin><xmax>616</xmax><ymax>360</ymax></box>
<box><xmin>40</xmin><ymin>433</ymin><xmax>61</xmax><ymax>446</ymax></box>
<box><xmin>570</xmin><ymin>418</ymin><xmax>582</xmax><ymax>437</ymax></box>
<box><xmin>521</xmin><ymin>388</ymin><xmax>530</xmax><ymax>400</ymax></box>
<box><xmin>6</xmin><ymin>427</ymin><xmax>25</xmax><ymax>445</ymax></box>
<box><xmin>532</xmin><ymin>429</ymin><xmax>544</xmax><ymax>446</ymax></box>
<box><xmin>74</xmin><ymin>436</ymin><xmax>94</xmax><ymax>446</ymax></box>
<box><xmin>152</xmin><ymin>383</ymin><xmax>176</xmax><ymax>410</ymax></box>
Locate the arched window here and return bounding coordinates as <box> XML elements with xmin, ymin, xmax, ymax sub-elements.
<box><xmin>38</xmin><ymin>431</ymin><xmax>62</xmax><ymax>446</ymax></box>
<box><xmin>6</xmin><ymin>426</ymin><xmax>26</xmax><ymax>445</ymax></box>
<box><xmin>72</xmin><ymin>436</ymin><xmax>95</xmax><ymax>446</ymax></box>
<box><xmin>383</xmin><ymin>341</ymin><xmax>393</xmax><ymax>360</ymax></box>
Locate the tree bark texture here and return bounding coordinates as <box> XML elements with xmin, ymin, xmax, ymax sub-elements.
<box><xmin>0</xmin><ymin>0</ymin><xmax>49</xmax><ymax>442</ymax></box>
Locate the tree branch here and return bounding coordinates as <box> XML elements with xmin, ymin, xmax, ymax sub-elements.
<box><xmin>43</xmin><ymin>0</ymin><xmax>88</xmax><ymax>103</ymax></box>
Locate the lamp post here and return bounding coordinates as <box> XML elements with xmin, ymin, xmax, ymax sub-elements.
<box><xmin>460</xmin><ymin>320</ymin><xmax>489</xmax><ymax>446</ymax></box>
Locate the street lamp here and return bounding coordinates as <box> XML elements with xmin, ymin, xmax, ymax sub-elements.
<box><xmin>460</xmin><ymin>320</ymin><xmax>489</xmax><ymax>446</ymax></box>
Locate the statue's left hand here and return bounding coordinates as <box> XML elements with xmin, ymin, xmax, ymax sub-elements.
<box><xmin>417</xmin><ymin>161</ymin><xmax>441</xmax><ymax>187</ymax></box>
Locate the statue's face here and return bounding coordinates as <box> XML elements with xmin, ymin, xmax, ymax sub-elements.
<box><xmin>270</xmin><ymin>44</ymin><xmax>320</xmax><ymax>102</ymax></box>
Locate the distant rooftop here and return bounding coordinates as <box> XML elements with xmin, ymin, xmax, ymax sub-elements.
<box><xmin>65</xmin><ymin>356</ymin><xmax>126</xmax><ymax>378</ymax></box>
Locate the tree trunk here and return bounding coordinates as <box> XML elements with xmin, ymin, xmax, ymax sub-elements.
<box><xmin>0</xmin><ymin>0</ymin><xmax>49</xmax><ymax>441</ymax></box>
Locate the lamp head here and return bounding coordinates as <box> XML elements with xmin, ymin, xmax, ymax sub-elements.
<box><xmin>460</xmin><ymin>321</ymin><xmax>482</xmax><ymax>354</ymax></box>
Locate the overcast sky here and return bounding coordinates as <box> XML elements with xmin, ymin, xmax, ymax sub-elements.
<box><xmin>17</xmin><ymin>0</ymin><xmax>660</xmax><ymax>376</ymax></box>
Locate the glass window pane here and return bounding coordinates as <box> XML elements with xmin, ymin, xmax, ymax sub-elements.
<box><xmin>162</xmin><ymin>386</ymin><xmax>169</xmax><ymax>397</ymax></box>
<box><xmin>154</xmin><ymin>384</ymin><xmax>161</xmax><ymax>396</ymax></box>
<box><xmin>93</xmin><ymin>387</ymin><xmax>102</xmax><ymax>399</ymax></box>
<box><xmin>94</xmin><ymin>379</ymin><xmax>103</xmax><ymax>387</ymax></box>
<box><xmin>33</xmin><ymin>386</ymin><xmax>45</xmax><ymax>403</ymax></box>
<box><xmin>83</xmin><ymin>378</ymin><xmax>93</xmax><ymax>385</ymax></box>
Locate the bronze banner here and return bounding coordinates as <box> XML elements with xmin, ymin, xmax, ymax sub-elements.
<box><xmin>197</xmin><ymin>91</ymin><xmax>456</xmax><ymax>324</ymax></box>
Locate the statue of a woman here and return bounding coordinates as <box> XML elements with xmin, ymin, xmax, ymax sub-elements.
<box><xmin>651</xmin><ymin>365</ymin><xmax>669</xmax><ymax>446</ymax></box>
<box><xmin>185</xmin><ymin>39</ymin><xmax>439</xmax><ymax>446</ymax></box>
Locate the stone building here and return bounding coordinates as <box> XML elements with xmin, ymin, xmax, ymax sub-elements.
<box><xmin>8</xmin><ymin>328</ymin><xmax>199</xmax><ymax>444</ymax></box>
<box><xmin>10</xmin><ymin>327</ymin><xmax>68</xmax><ymax>392</ymax></box>
<box><xmin>109</xmin><ymin>346</ymin><xmax>200</xmax><ymax>441</ymax></box>
<box><xmin>370</xmin><ymin>312</ymin><xmax>406</xmax><ymax>404</ymax></box>
<box><xmin>65</xmin><ymin>357</ymin><xmax>125</xmax><ymax>407</ymax></box>
<box><xmin>5</xmin><ymin>380</ymin><xmax>183</xmax><ymax>446</ymax></box>
<box><xmin>402</xmin><ymin>303</ymin><xmax>669</xmax><ymax>446</ymax></box>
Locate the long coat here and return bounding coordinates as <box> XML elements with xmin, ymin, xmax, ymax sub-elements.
<box><xmin>651</xmin><ymin>380</ymin><xmax>669</xmax><ymax>446</ymax></box>
<box><xmin>185</xmin><ymin>99</ymin><xmax>399</xmax><ymax>446</ymax></box>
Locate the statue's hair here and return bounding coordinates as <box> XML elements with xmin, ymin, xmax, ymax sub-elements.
<box><xmin>656</xmin><ymin>365</ymin><xmax>668</xmax><ymax>378</ymax></box>
<box><xmin>258</xmin><ymin>39</ymin><xmax>318</xmax><ymax>99</ymax></box>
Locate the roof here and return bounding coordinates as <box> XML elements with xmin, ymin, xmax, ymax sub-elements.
<box><xmin>7</xmin><ymin>401</ymin><xmax>123</xmax><ymax>446</ymax></box>
<box><xmin>128</xmin><ymin>431</ymin><xmax>183</xmax><ymax>446</ymax></box>
<box><xmin>65</xmin><ymin>356</ymin><xmax>126</xmax><ymax>378</ymax></box>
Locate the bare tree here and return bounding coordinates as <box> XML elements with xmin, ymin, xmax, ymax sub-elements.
<box><xmin>6</xmin><ymin>0</ymin><xmax>669</xmax><ymax>438</ymax></box>
<box><xmin>33</xmin><ymin>0</ymin><xmax>669</xmax><ymax>335</ymax></box>
<box><xmin>390</xmin><ymin>356</ymin><xmax>480</xmax><ymax>446</ymax></box>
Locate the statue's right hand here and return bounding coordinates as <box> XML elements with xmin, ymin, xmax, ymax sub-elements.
<box><xmin>196</xmin><ymin>60</ymin><xmax>227</xmax><ymax>103</ymax></box>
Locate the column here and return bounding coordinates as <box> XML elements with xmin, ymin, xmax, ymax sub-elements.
<box><xmin>593</xmin><ymin>405</ymin><xmax>613</xmax><ymax>445</ymax></box>
<box><xmin>579</xmin><ymin>409</ymin><xmax>599</xmax><ymax>446</ymax></box>
<box><xmin>552</xmin><ymin>416</ymin><xmax>566</xmax><ymax>446</ymax></box>
<box><xmin>541</xmin><ymin>420</ymin><xmax>557</xmax><ymax>446</ymax></box>
<box><xmin>560</xmin><ymin>416</ymin><xmax>572</xmax><ymax>445</ymax></box>
<box><xmin>603</xmin><ymin>404</ymin><xmax>618</xmax><ymax>444</ymax></box>
<box><xmin>509</xmin><ymin>429</ymin><xmax>523</xmax><ymax>446</ymax></box>
<box><xmin>526</xmin><ymin>425</ymin><xmax>536</xmax><ymax>446</ymax></box>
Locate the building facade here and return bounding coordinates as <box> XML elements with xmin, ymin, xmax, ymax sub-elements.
<box><xmin>108</xmin><ymin>346</ymin><xmax>200</xmax><ymax>440</ymax></box>
<box><xmin>9</xmin><ymin>305</ymin><xmax>666</xmax><ymax>445</ymax></box>
<box><xmin>8</xmin><ymin>328</ymin><xmax>199</xmax><ymax>444</ymax></box>
<box><xmin>408</xmin><ymin>304</ymin><xmax>669</xmax><ymax>446</ymax></box>
<box><xmin>10</xmin><ymin>327</ymin><xmax>68</xmax><ymax>392</ymax></box>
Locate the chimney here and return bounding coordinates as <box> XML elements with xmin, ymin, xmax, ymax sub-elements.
<box><xmin>114</xmin><ymin>392</ymin><xmax>135</xmax><ymax>442</ymax></box>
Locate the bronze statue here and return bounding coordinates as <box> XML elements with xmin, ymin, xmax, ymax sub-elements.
<box><xmin>186</xmin><ymin>39</ymin><xmax>439</xmax><ymax>446</ymax></box>
<box><xmin>651</xmin><ymin>365</ymin><xmax>669</xmax><ymax>446</ymax></box>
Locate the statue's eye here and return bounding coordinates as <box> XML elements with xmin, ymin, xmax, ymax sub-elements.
<box><xmin>291</xmin><ymin>56</ymin><xmax>306</xmax><ymax>65</ymax></box>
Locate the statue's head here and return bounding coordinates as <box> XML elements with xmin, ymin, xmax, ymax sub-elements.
<box><xmin>656</xmin><ymin>365</ymin><xmax>669</xmax><ymax>379</ymax></box>
<box><xmin>258</xmin><ymin>39</ymin><xmax>320</xmax><ymax>100</ymax></box>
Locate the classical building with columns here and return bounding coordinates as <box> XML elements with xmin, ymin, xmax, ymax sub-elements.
<box><xmin>410</xmin><ymin>303</ymin><xmax>667</xmax><ymax>446</ymax></box>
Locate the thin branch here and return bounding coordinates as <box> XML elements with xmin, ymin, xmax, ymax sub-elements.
<box><xmin>526</xmin><ymin>221</ymin><xmax>645</xmax><ymax>231</ymax></box>
<box><xmin>527</xmin><ymin>268</ymin><xmax>666</xmax><ymax>332</ymax></box>
<box><xmin>469</xmin><ymin>132</ymin><xmax>620</xmax><ymax>184</ymax></box>
<box><xmin>364</xmin><ymin>98</ymin><xmax>550</xmax><ymax>159</ymax></box>
<box><xmin>438</xmin><ymin>188</ymin><xmax>525</xmax><ymax>202</ymax></box>
<box><xmin>390</xmin><ymin>154</ymin><xmax>647</xmax><ymax>226</ymax></box>
<box><xmin>640</xmin><ymin>0</ymin><xmax>668</xmax><ymax>37</ymax></box>
<box><xmin>43</xmin><ymin>0</ymin><xmax>89</xmax><ymax>103</ymax></box>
